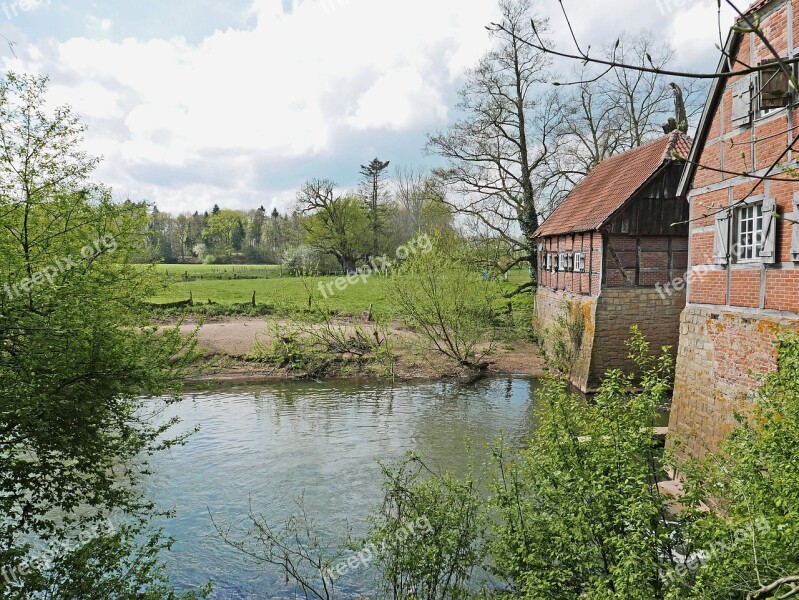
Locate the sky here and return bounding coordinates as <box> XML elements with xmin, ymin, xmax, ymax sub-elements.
<box><xmin>0</xmin><ymin>0</ymin><xmax>737</xmax><ymax>215</ymax></box>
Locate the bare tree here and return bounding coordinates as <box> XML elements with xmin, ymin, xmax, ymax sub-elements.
<box><xmin>393</xmin><ymin>166</ymin><xmax>428</xmax><ymax>233</ymax></box>
<box><xmin>428</xmin><ymin>0</ymin><xmax>556</xmax><ymax>287</ymax></box>
<box><xmin>537</xmin><ymin>33</ymin><xmax>706</xmax><ymax>217</ymax></box>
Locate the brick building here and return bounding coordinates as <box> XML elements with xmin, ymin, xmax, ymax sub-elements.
<box><xmin>533</xmin><ymin>132</ymin><xmax>692</xmax><ymax>392</ymax></box>
<box><xmin>668</xmin><ymin>0</ymin><xmax>799</xmax><ymax>460</ymax></box>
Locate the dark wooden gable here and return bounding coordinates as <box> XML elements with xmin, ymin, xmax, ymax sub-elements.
<box><xmin>603</xmin><ymin>163</ymin><xmax>689</xmax><ymax>237</ymax></box>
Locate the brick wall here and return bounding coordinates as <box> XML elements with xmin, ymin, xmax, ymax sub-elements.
<box><xmin>590</xmin><ymin>288</ymin><xmax>686</xmax><ymax>389</ymax></box>
<box><xmin>685</xmin><ymin>0</ymin><xmax>799</xmax><ymax>314</ymax></box>
<box><xmin>535</xmin><ymin>286</ymin><xmax>686</xmax><ymax>392</ymax></box>
<box><xmin>670</xmin><ymin>0</ymin><xmax>799</xmax><ymax>460</ymax></box>
<box><xmin>535</xmin><ymin>287</ymin><xmax>598</xmax><ymax>391</ymax></box>
<box><xmin>669</xmin><ymin>305</ymin><xmax>799</xmax><ymax>461</ymax></box>
<box><xmin>538</xmin><ymin>232</ymin><xmax>602</xmax><ymax>296</ymax></box>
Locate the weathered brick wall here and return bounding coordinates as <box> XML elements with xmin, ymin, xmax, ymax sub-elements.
<box><xmin>535</xmin><ymin>286</ymin><xmax>686</xmax><ymax>392</ymax></box>
<box><xmin>669</xmin><ymin>306</ymin><xmax>799</xmax><ymax>461</ymax></box>
<box><xmin>589</xmin><ymin>287</ymin><xmax>686</xmax><ymax>389</ymax></box>
<box><xmin>535</xmin><ymin>287</ymin><xmax>598</xmax><ymax>391</ymax></box>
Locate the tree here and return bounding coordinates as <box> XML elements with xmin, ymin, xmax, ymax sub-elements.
<box><xmin>392</xmin><ymin>167</ymin><xmax>453</xmax><ymax>240</ymax></box>
<box><xmin>389</xmin><ymin>234</ymin><xmax>501</xmax><ymax>370</ymax></box>
<box><xmin>296</xmin><ymin>178</ymin><xmax>370</xmax><ymax>273</ymax></box>
<box><xmin>202</xmin><ymin>208</ymin><xmax>247</xmax><ymax>259</ymax></box>
<box><xmin>428</xmin><ymin>0</ymin><xmax>555</xmax><ymax>286</ymax></box>
<box><xmin>360</xmin><ymin>158</ymin><xmax>391</xmax><ymax>256</ymax></box>
<box><xmin>537</xmin><ymin>34</ymin><xmax>704</xmax><ymax>216</ymax></box>
<box><xmin>0</xmin><ymin>73</ymin><xmax>205</xmax><ymax>598</ymax></box>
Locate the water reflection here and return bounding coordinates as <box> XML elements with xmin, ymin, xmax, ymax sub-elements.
<box><xmin>145</xmin><ymin>377</ymin><xmax>540</xmax><ymax>599</ymax></box>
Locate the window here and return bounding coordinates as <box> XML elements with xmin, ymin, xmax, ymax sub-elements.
<box><xmin>758</xmin><ymin>59</ymin><xmax>794</xmax><ymax>112</ymax></box>
<box><xmin>715</xmin><ymin>199</ymin><xmax>778</xmax><ymax>265</ymax></box>
<box><xmin>735</xmin><ymin>204</ymin><xmax>763</xmax><ymax>262</ymax></box>
<box><xmin>574</xmin><ymin>252</ymin><xmax>586</xmax><ymax>273</ymax></box>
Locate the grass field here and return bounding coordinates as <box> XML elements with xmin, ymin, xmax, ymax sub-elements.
<box><xmin>146</xmin><ymin>265</ymin><xmax>533</xmax><ymax>319</ymax></box>
<box><xmin>152</xmin><ymin>264</ymin><xmax>283</xmax><ymax>280</ymax></box>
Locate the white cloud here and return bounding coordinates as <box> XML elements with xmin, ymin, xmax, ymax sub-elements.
<box><xmin>86</xmin><ymin>16</ymin><xmax>112</xmax><ymax>32</ymax></box>
<box><xmin>0</xmin><ymin>0</ymin><xmax>734</xmax><ymax>213</ymax></box>
<box><xmin>2</xmin><ymin>0</ymin><xmax>499</xmax><ymax>212</ymax></box>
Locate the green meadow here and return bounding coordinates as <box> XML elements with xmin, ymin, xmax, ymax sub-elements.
<box><xmin>145</xmin><ymin>265</ymin><xmax>533</xmax><ymax>319</ymax></box>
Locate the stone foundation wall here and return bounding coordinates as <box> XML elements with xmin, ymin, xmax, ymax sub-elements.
<box><xmin>669</xmin><ymin>305</ymin><xmax>799</xmax><ymax>461</ymax></box>
<box><xmin>535</xmin><ymin>286</ymin><xmax>685</xmax><ymax>392</ymax></box>
<box><xmin>590</xmin><ymin>288</ymin><xmax>686</xmax><ymax>390</ymax></box>
<box><xmin>534</xmin><ymin>287</ymin><xmax>598</xmax><ymax>392</ymax></box>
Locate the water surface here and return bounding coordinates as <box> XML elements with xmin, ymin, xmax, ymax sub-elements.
<box><xmin>145</xmin><ymin>377</ymin><xmax>540</xmax><ymax>598</ymax></box>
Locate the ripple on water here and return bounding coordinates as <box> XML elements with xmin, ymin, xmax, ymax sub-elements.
<box><xmin>144</xmin><ymin>377</ymin><xmax>540</xmax><ymax>598</ymax></box>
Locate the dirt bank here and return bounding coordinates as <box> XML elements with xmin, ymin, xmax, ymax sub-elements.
<box><xmin>169</xmin><ymin>316</ymin><xmax>547</xmax><ymax>383</ymax></box>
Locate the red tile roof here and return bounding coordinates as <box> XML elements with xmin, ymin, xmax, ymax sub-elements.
<box><xmin>534</xmin><ymin>132</ymin><xmax>691</xmax><ymax>237</ymax></box>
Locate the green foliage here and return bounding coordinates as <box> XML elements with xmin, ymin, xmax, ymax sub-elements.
<box><xmin>489</xmin><ymin>328</ymin><xmax>677</xmax><ymax>599</ymax></box>
<box><xmin>0</xmin><ymin>73</ymin><xmax>205</xmax><ymax>598</ymax></box>
<box><xmin>367</xmin><ymin>454</ymin><xmax>485</xmax><ymax>600</ymax></box>
<box><xmin>670</xmin><ymin>333</ymin><xmax>799</xmax><ymax>600</ymax></box>
<box><xmin>390</xmin><ymin>234</ymin><xmax>504</xmax><ymax>369</ymax></box>
<box><xmin>202</xmin><ymin>208</ymin><xmax>248</xmax><ymax>258</ymax></box>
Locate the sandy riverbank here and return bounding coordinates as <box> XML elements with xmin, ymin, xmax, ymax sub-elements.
<box><xmin>168</xmin><ymin>316</ymin><xmax>547</xmax><ymax>383</ymax></box>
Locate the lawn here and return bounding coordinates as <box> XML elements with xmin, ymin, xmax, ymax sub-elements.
<box><xmin>145</xmin><ymin>266</ymin><xmax>533</xmax><ymax>319</ymax></box>
<box><xmin>151</xmin><ymin>264</ymin><xmax>283</xmax><ymax>280</ymax></box>
<box><xmin>148</xmin><ymin>274</ymin><xmax>401</xmax><ymax>317</ymax></box>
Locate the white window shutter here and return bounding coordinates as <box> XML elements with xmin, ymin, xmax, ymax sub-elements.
<box><xmin>574</xmin><ymin>253</ymin><xmax>585</xmax><ymax>272</ymax></box>
<box><xmin>759</xmin><ymin>198</ymin><xmax>777</xmax><ymax>264</ymax></box>
<box><xmin>714</xmin><ymin>211</ymin><xmax>731</xmax><ymax>265</ymax></box>
<box><xmin>731</xmin><ymin>77</ymin><xmax>752</xmax><ymax>126</ymax></box>
<box><xmin>791</xmin><ymin>194</ymin><xmax>799</xmax><ymax>262</ymax></box>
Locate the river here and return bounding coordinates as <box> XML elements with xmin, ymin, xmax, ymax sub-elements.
<box><xmin>144</xmin><ymin>376</ymin><xmax>541</xmax><ymax>599</ymax></box>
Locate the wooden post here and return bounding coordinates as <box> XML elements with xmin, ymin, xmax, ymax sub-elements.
<box><xmin>252</xmin><ymin>290</ymin><xmax>256</xmax><ymax>307</ymax></box>
<box><xmin>365</xmin><ymin>303</ymin><xmax>373</xmax><ymax>322</ymax></box>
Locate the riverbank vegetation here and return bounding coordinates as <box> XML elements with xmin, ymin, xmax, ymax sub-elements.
<box><xmin>228</xmin><ymin>330</ymin><xmax>799</xmax><ymax>599</ymax></box>
<box><xmin>0</xmin><ymin>74</ymin><xmax>209</xmax><ymax>599</ymax></box>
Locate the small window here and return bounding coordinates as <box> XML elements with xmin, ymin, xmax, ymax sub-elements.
<box><xmin>735</xmin><ymin>203</ymin><xmax>763</xmax><ymax>262</ymax></box>
<box><xmin>758</xmin><ymin>59</ymin><xmax>795</xmax><ymax>114</ymax></box>
<box><xmin>574</xmin><ymin>252</ymin><xmax>586</xmax><ymax>273</ymax></box>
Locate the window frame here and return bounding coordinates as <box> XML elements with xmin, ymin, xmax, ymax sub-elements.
<box><xmin>733</xmin><ymin>201</ymin><xmax>764</xmax><ymax>263</ymax></box>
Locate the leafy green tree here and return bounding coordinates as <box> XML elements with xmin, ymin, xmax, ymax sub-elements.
<box><xmin>296</xmin><ymin>178</ymin><xmax>370</xmax><ymax>272</ymax></box>
<box><xmin>671</xmin><ymin>334</ymin><xmax>799</xmax><ymax>600</ymax></box>
<box><xmin>0</xmin><ymin>73</ymin><xmax>206</xmax><ymax>599</ymax></box>
<box><xmin>367</xmin><ymin>454</ymin><xmax>485</xmax><ymax>600</ymax></box>
<box><xmin>202</xmin><ymin>208</ymin><xmax>247</xmax><ymax>258</ymax></box>
<box><xmin>390</xmin><ymin>234</ymin><xmax>502</xmax><ymax>370</ymax></box>
<box><xmin>489</xmin><ymin>329</ymin><xmax>678</xmax><ymax>599</ymax></box>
